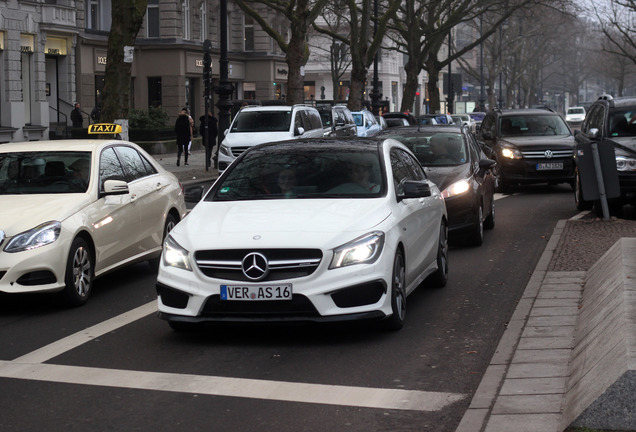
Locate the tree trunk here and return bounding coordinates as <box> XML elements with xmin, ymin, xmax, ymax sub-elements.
<box><xmin>100</xmin><ymin>0</ymin><xmax>148</xmax><ymax>124</ymax></box>
<box><xmin>425</xmin><ymin>55</ymin><xmax>443</xmax><ymax>114</ymax></box>
<box><xmin>347</xmin><ymin>62</ymin><xmax>367</xmax><ymax>111</ymax></box>
<box><xmin>400</xmin><ymin>58</ymin><xmax>420</xmax><ymax>113</ymax></box>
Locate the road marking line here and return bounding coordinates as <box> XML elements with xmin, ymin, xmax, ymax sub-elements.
<box><xmin>0</xmin><ymin>360</ymin><xmax>465</xmax><ymax>411</ymax></box>
<box><xmin>13</xmin><ymin>301</ymin><xmax>157</xmax><ymax>364</ymax></box>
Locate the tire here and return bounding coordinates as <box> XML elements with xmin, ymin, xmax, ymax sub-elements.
<box><xmin>468</xmin><ymin>204</ymin><xmax>484</xmax><ymax>246</ymax></box>
<box><xmin>483</xmin><ymin>199</ymin><xmax>495</xmax><ymax>230</ymax></box>
<box><xmin>382</xmin><ymin>250</ymin><xmax>406</xmax><ymax>331</ymax></box>
<box><xmin>574</xmin><ymin>167</ymin><xmax>593</xmax><ymax>211</ymax></box>
<box><xmin>62</xmin><ymin>237</ymin><xmax>93</xmax><ymax>306</ymax></box>
<box><xmin>428</xmin><ymin>221</ymin><xmax>449</xmax><ymax>288</ymax></box>
<box><xmin>149</xmin><ymin>213</ymin><xmax>178</xmax><ymax>271</ymax></box>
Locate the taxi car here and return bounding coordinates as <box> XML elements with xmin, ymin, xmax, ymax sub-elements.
<box><xmin>0</xmin><ymin>124</ymin><xmax>187</xmax><ymax>305</ymax></box>
<box><xmin>156</xmin><ymin>138</ymin><xmax>448</xmax><ymax>331</ymax></box>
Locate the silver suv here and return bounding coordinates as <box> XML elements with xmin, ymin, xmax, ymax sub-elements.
<box><xmin>218</xmin><ymin>105</ymin><xmax>324</xmax><ymax>171</ymax></box>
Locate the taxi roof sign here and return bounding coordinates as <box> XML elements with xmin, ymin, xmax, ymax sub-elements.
<box><xmin>88</xmin><ymin>123</ymin><xmax>123</xmax><ymax>134</ymax></box>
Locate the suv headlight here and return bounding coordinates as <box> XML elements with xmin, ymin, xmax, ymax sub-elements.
<box><xmin>4</xmin><ymin>221</ymin><xmax>61</xmax><ymax>253</ymax></box>
<box><xmin>330</xmin><ymin>231</ymin><xmax>384</xmax><ymax>269</ymax></box>
<box><xmin>500</xmin><ymin>145</ymin><xmax>522</xmax><ymax>159</ymax></box>
<box><xmin>162</xmin><ymin>235</ymin><xmax>192</xmax><ymax>271</ymax></box>
<box><xmin>616</xmin><ymin>156</ymin><xmax>636</xmax><ymax>172</ymax></box>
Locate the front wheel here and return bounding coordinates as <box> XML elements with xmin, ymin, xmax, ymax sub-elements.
<box><xmin>428</xmin><ymin>221</ymin><xmax>449</xmax><ymax>288</ymax></box>
<box><xmin>468</xmin><ymin>205</ymin><xmax>484</xmax><ymax>246</ymax></box>
<box><xmin>574</xmin><ymin>167</ymin><xmax>593</xmax><ymax>211</ymax></box>
<box><xmin>149</xmin><ymin>213</ymin><xmax>178</xmax><ymax>271</ymax></box>
<box><xmin>484</xmin><ymin>199</ymin><xmax>495</xmax><ymax>230</ymax></box>
<box><xmin>62</xmin><ymin>237</ymin><xmax>93</xmax><ymax>306</ymax></box>
<box><xmin>382</xmin><ymin>250</ymin><xmax>406</xmax><ymax>331</ymax></box>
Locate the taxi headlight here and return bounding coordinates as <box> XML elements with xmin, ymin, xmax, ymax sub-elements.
<box><xmin>441</xmin><ymin>179</ymin><xmax>470</xmax><ymax>199</ymax></box>
<box><xmin>330</xmin><ymin>231</ymin><xmax>384</xmax><ymax>269</ymax></box>
<box><xmin>162</xmin><ymin>235</ymin><xmax>192</xmax><ymax>271</ymax></box>
<box><xmin>616</xmin><ymin>156</ymin><xmax>636</xmax><ymax>172</ymax></box>
<box><xmin>4</xmin><ymin>221</ymin><xmax>61</xmax><ymax>253</ymax></box>
<box><xmin>501</xmin><ymin>146</ymin><xmax>522</xmax><ymax>159</ymax></box>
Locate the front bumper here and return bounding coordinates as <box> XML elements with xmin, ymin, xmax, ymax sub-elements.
<box><xmin>498</xmin><ymin>157</ymin><xmax>574</xmax><ymax>185</ymax></box>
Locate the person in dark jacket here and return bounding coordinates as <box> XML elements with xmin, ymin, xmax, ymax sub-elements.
<box><xmin>199</xmin><ymin>110</ymin><xmax>218</xmax><ymax>167</ymax></box>
<box><xmin>71</xmin><ymin>102</ymin><xmax>83</xmax><ymax>128</ymax></box>
<box><xmin>174</xmin><ymin>108</ymin><xmax>192</xmax><ymax>166</ymax></box>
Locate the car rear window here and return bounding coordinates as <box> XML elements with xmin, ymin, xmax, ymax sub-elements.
<box><xmin>230</xmin><ymin>111</ymin><xmax>292</xmax><ymax>132</ymax></box>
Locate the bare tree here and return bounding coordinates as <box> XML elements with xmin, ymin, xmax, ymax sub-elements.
<box><xmin>595</xmin><ymin>0</ymin><xmax>636</xmax><ymax>66</ymax></box>
<box><xmin>235</xmin><ymin>0</ymin><xmax>330</xmax><ymax>105</ymax></box>
<box><xmin>100</xmin><ymin>0</ymin><xmax>148</xmax><ymax>123</ymax></box>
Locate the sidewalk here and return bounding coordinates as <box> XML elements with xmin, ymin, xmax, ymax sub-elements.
<box><xmin>154</xmin><ymin>149</ymin><xmax>219</xmax><ymax>186</ymax></box>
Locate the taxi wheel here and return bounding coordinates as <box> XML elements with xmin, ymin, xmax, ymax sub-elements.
<box><xmin>62</xmin><ymin>237</ymin><xmax>93</xmax><ymax>307</ymax></box>
<box><xmin>484</xmin><ymin>199</ymin><xmax>495</xmax><ymax>230</ymax></box>
<box><xmin>383</xmin><ymin>250</ymin><xmax>406</xmax><ymax>331</ymax></box>
<box><xmin>149</xmin><ymin>214</ymin><xmax>177</xmax><ymax>271</ymax></box>
<box><xmin>428</xmin><ymin>221</ymin><xmax>449</xmax><ymax>288</ymax></box>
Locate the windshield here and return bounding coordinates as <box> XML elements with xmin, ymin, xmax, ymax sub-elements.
<box><xmin>0</xmin><ymin>151</ymin><xmax>92</xmax><ymax>194</ymax></box>
<box><xmin>499</xmin><ymin>114</ymin><xmax>571</xmax><ymax>137</ymax></box>
<box><xmin>230</xmin><ymin>110</ymin><xmax>292</xmax><ymax>132</ymax></box>
<box><xmin>568</xmin><ymin>108</ymin><xmax>585</xmax><ymax>115</ymax></box>
<box><xmin>382</xmin><ymin>132</ymin><xmax>467</xmax><ymax>167</ymax></box>
<box><xmin>609</xmin><ymin>109</ymin><xmax>636</xmax><ymax>137</ymax></box>
<box><xmin>209</xmin><ymin>146</ymin><xmax>385</xmax><ymax>201</ymax></box>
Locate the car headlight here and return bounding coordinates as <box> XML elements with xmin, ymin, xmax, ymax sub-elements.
<box><xmin>329</xmin><ymin>231</ymin><xmax>384</xmax><ymax>269</ymax></box>
<box><xmin>4</xmin><ymin>221</ymin><xmax>61</xmax><ymax>253</ymax></box>
<box><xmin>616</xmin><ymin>156</ymin><xmax>636</xmax><ymax>172</ymax></box>
<box><xmin>219</xmin><ymin>145</ymin><xmax>231</xmax><ymax>157</ymax></box>
<box><xmin>441</xmin><ymin>179</ymin><xmax>470</xmax><ymax>199</ymax></box>
<box><xmin>162</xmin><ymin>235</ymin><xmax>192</xmax><ymax>271</ymax></box>
<box><xmin>500</xmin><ymin>146</ymin><xmax>522</xmax><ymax>159</ymax></box>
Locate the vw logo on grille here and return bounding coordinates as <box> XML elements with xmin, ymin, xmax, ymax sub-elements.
<box><xmin>242</xmin><ymin>252</ymin><xmax>269</xmax><ymax>281</ymax></box>
<box><xmin>544</xmin><ymin>150</ymin><xmax>553</xmax><ymax>159</ymax></box>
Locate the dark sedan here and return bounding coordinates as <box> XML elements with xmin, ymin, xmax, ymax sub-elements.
<box><xmin>379</xmin><ymin>125</ymin><xmax>497</xmax><ymax>246</ymax></box>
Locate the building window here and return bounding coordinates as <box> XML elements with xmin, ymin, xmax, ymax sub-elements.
<box><xmin>303</xmin><ymin>81</ymin><xmax>315</xmax><ymax>101</ymax></box>
<box><xmin>244</xmin><ymin>15</ymin><xmax>254</xmax><ymax>51</ymax></box>
<box><xmin>148</xmin><ymin>77</ymin><xmax>162</xmax><ymax>108</ymax></box>
<box><xmin>183</xmin><ymin>0</ymin><xmax>191</xmax><ymax>40</ymax></box>
<box><xmin>200</xmin><ymin>1</ymin><xmax>207</xmax><ymax>42</ymax></box>
<box><xmin>147</xmin><ymin>0</ymin><xmax>159</xmax><ymax>38</ymax></box>
<box><xmin>86</xmin><ymin>0</ymin><xmax>111</xmax><ymax>31</ymax></box>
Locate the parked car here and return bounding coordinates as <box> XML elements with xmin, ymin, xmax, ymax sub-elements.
<box><xmin>385</xmin><ymin>117</ymin><xmax>411</xmax><ymax>128</ymax></box>
<box><xmin>156</xmin><ymin>138</ymin><xmax>448</xmax><ymax>331</ymax></box>
<box><xmin>376</xmin><ymin>115</ymin><xmax>388</xmax><ymax>130</ymax></box>
<box><xmin>478</xmin><ymin>108</ymin><xmax>575</xmax><ymax>192</ymax></box>
<box><xmin>451</xmin><ymin>114</ymin><xmax>477</xmax><ymax>133</ymax></box>
<box><xmin>0</xmin><ymin>126</ymin><xmax>187</xmax><ymax>305</ymax></box>
<box><xmin>218</xmin><ymin>105</ymin><xmax>324</xmax><ymax>171</ymax></box>
<box><xmin>317</xmin><ymin>105</ymin><xmax>357</xmax><ymax>138</ymax></box>
<box><xmin>469</xmin><ymin>112</ymin><xmax>487</xmax><ymax>131</ymax></box>
<box><xmin>378</xmin><ymin>125</ymin><xmax>496</xmax><ymax>246</ymax></box>
<box><xmin>351</xmin><ymin>110</ymin><xmax>382</xmax><ymax>137</ymax></box>
<box><xmin>382</xmin><ymin>112</ymin><xmax>417</xmax><ymax>125</ymax></box>
<box><xmin>417</xmin><ymin>114</ymin><xmax>454</xmax><ymax>125</ymax></box>
<box><xmin>565</xmin><ymin>106</ymin><xmax>586</xmax><ymax>129</ymax></box>
<box><xmin>573</xmin><ymin>95</ymin><xmax>636</xmax><ymax>215</ymax></box>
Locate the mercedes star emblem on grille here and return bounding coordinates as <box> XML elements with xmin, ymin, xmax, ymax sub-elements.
<box><xmin>544</xmin><ymin>150</ymin><xmax>553</xmax><ymax>158</ymax></box>
<box><xmin>242</xmin><ymin>252</ymin><xmax>269</xmax><ymax>281</ymax></box>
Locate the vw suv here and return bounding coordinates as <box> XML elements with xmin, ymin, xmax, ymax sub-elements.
<box><xmin>573</xmin><ymin>95</ymin><xmax>636</xmax><ymax>214</ymax></box>
<box><xmin>218</xmin><ymin>105</ymin><xmax>324</xmax><ymax>171</ymax></box>
<box><xmin>478</xmin><ymin>108</ymin><xmax>575</xmax><ymax>192</ymax></box>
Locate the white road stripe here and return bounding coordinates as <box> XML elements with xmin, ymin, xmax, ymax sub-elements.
<box><xmin>0</xmin><ymin>361</ymin><xmax>465</xmax><ymax>411</ymax></box>
<box><xmin>13</xmin><ymin>301</ymin><xmax>157</xmax><ymax>364</ymax></box>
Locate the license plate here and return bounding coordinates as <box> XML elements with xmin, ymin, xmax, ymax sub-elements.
<box><xmin>536</xmin><ymin>162</ymin><xmax>563</xmax><ymax>170</ymax></box>
<box><xmin>220</xmin><ymin>284</ymin><xmax>293</xmax><ymax>301</ymax></box>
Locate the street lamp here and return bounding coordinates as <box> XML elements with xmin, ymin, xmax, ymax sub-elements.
<box><xmin>369</xmin><ymin>0</ymin><xmax>382</xmax><ymax>115</ymax></box>
<box><xmin>478</xmin><ymin>16</ymin><xmax>486</xmax><ymax>112</ymax></box>
<box><xmin>214</xmin><ymin>0</ymin><xmax>234</xmax><ymax>169</ymax></box>
<box><xmin>447</xmin><ymin>29</ymin><xmax>454</xmax><ymax>114</ymax></box>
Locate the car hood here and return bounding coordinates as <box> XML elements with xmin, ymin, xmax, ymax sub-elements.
<box><xmin>0</xmin><ymin>194</ymin><xmax>91</xmax><ymax>235</ymax></box>
<box><xmin>171</xmin><ymin>199</ymin><xmax>392</xmax><ymax>250</ymax></box>
<box><xmin>500</xmin><ymin>135</ymin><xmax>574</xmax><ymax>150</ymax></box>
<box><xmin>423</xmin><ymin>165</ymin><xmax>469</xmax><ymax>192</ymax></box>
<box><xmin>222</xmin><ymin>131</ymin><xmax>292</xmax><ymax>147</ymax></box>
<box><xmin>611</xmin><ymin>136</ymin><xmax>636</xmax><ymax>155</ymax></box>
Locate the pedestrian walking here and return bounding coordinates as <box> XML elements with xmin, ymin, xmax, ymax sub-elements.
<box><xmin>71</xmin><ymin>102</ymin><xmax>83</xmax><ymax>128</ymax></box>
<box><xmin>199</xmin><ymin>110</ymin><xmax>218</xmax><ymax>169</ymax></box>
<box><xmin>90</xmin><ymin>104</ymin><xmax>101</xmax><ymax>123</ymax></box>
<box><xmin>174</xmin><ymin>108</ymin><xmax>192</xmax><ymax>166</ymax></box>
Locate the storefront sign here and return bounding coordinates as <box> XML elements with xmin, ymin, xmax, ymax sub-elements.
<box><xmin>45</xmin><ymin>37</ymin><xmax>67</xmax><ymax>56</ymax></box>
<box><xmin>20</xmin><ymin>34</ymin><xmax>34</xmax><ymax>53</ymax></box>
<box><xmin>275</xmin><ymin>63</ymin><xmax>288</xmax><ymax>80</ymax></box>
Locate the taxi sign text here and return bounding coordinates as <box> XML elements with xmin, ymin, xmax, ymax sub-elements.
<box><xmin>88</xmin><ymin>123</ymin><xmax>123</xmax><ymax>134</ymax></box>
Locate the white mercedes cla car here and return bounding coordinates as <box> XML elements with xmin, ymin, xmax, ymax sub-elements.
<box><xmin>0</xmin><ymin>126</ymin><xmax>187</xmax><ymax>306</ymax></box>
<box><xmin>157</xmin><ymin>138</ymin><xmax>448</xmax><ymax>331</ymax></box>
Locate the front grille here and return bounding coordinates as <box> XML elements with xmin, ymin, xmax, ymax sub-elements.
<box><xmin>230</xmin><ymin>146</ymin><xmax>252</xmax><ymax>158</ymax></box>
<box><xmin>521</xmin><ymin>149</ymin><xmax>573</xmax><ymax>159</ymax></box>
<box><xmin>200</xmin><ymin>294</ymin><xmax>320</xmax><ymax>318</ymax></box>
<box><xmin>195</xmin><ymin>249</ymin><xmax>323</xmax><ymax>282</ymax></box>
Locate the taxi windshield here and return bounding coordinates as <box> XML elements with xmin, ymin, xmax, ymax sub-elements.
<box><xmin>0</xmin><ymin>151</ymin><xmax>92</xmax><ymax>194</ymax></box>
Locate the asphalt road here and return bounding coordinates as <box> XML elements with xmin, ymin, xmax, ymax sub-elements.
<box><xmin>0</xmin><ymin>184</ymin><xmax>579</xmax><ymax>432</ymax></box>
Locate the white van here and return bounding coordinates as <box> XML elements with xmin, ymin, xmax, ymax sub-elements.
<box><xmin>218</xmin><ymin>105</ymin><xmax>324</xmax><ymax>171</ymax></box>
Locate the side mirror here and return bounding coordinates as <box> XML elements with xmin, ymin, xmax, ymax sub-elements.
<box><xmin>398</xmin><ymin>180</ymin><xmax>432</xmax><ymax>200</ymax></box>
<box><xmin>588</xmin><ymin>128</ymin><xmax>600</xmax><ymax>139</ymax></box>
<box><xmin>102</xmin><ymin>179</ymin><xmax>129</xmax><ymax>196</ymax></box>
<box><xmin>295</xmin><ymin>126</ymin><xmax>305</xmax><ymax>136</ymax></box>
<box><xmin>478</xmin><ymin>158</ymin><xmax>497</xmax><ymax>172</ymax></box>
